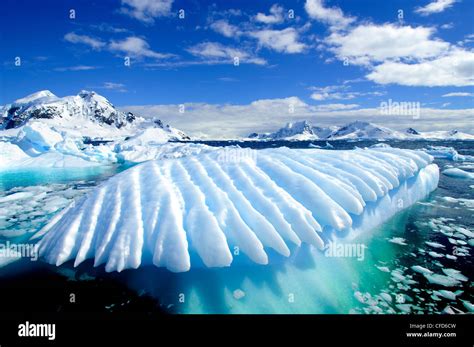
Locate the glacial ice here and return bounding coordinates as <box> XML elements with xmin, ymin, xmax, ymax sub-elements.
<box><xmin>17</xmin><ymin>122</ymin><xmax>64</xmax><ymax>154</ymax></box>
<box><xmin>0</xmin><ymin>142</ymin><xmax>30</xmax><ymax>167</ymax></box>
<box><xmin>36</xmin><ymin>147</ymin><xmax>440</xmax><ymax>273</ymax></box>
<box><xmin>0</xmin><ymin>121</ymin><xmax>212</xmax><ymax>169</ymax></box>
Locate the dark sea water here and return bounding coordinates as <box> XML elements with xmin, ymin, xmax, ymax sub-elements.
<box><xmin>0</xmin><ymin>140</ymin><xmax>472</xmax><ymax>314</ymax></box>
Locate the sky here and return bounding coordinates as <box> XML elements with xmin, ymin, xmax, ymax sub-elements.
<box><xmin>1</xmin><ymin>0</ymin><xmax>473</xmax><ymax>138</ymax></box>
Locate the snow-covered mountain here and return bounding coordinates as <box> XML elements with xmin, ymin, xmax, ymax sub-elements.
<box><xmin>0</xmin><ymin>90</ymin><xmax>189</xmax><ymax>141</ymax></box>
<box><xmin>248</xmin><ymin>120</ymin><xmax>474</xmax><ymax>141</ymax></box>
<box><xmin>1</xmin><ymin>90</ymin><xmax>136</xmax><ymax>130</ymax></box>
<box><xmin>327</xmin><ymin>121</ymin><xmax>405</xmax><ymax>140</ymax></box>
<box><xmin>249</xmin><ymin>121</ymin><xmax>338</xmax><ymax>140</ymax></box>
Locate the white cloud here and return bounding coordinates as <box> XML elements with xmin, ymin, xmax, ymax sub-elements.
<box><xmin>415</xmin><ymin>0</ymin><xmax>458</xmax><ymax>16</ymax></box>
<box><xmin>109</xmin><ymin>36</ymin><xmax>173</xmax><ymax>59</ymax></box>
<box><xmin>122</xmin><ymin>98</ymin><xmax>474</xmax><ymax>138</ymax></box>
<box><xmin>255</xmin><ymin>4</ymin><xmax>284</xmax><ymax>24</ymax></box>
<box><xmin>313</xmin><ymin>103</ymin><xmax>360</xmax><ymax>111</ymax></box>
<box><xmin>102</xmin><ymin>82</ymin><xmax>127</xmax><ymax>92</ymax></box>
<box><xmin>326</xmin><ymin>24</ymin><xmax>449</xmax><ymax>65</ymax></box>
<box><xmin>442</xmin><ymin>92</ymin><xmax>474</xmax><ymax>97</ymax></box>
<box><xmin>120</xmin><ymin>0</ymin><xmax>173</xmax><ymax>23</ymax></box>
<box><xmin>310</xmin><ymin>85</ymin><xmax>384</xmax><ymax>101</ymax></box>
<box><xmin>440</xmin><ymin>23</ymin><xmax>454</xmax><ymax>29</ymax></box>
<box><xmin>64</xmin><ymin>33</ymin><xmax>105</xmax><ymax>50</ymax></box>
<box><xmin>210</xmin><ymin>20</ymin><xmax>242</xmax><ymax>38</ymax></box>
<box><xmin>55</xmin><ymin>65</ymin><xmax>99</xmax><ymax>72</ymax></box>
<box><xmin>304</xmin><ymin>0</ymin><xmax>355</xmax><ymax>29</ymax></box>
<box><xmin>186</xmin><ymin>42</ymin><xmax>267</xmax><ymax>65</ymax></box>
<box><xmin>367</xmin><ymin>49</ymin><xmax>474</xmax><ymax>87</ymax></box>
<box><xmin>64</xmin><ymin>33</ymin><xmax>172</xmax><ymax>61</ymax></box>
<box><xmin>458</xmin><ymin>33</ymin><xmax>474</xmax><ymax>46</ymax></box>
<box><xmin>249</xmin><ymin>28</ymin><xmax>307</xmax><ymax>53</ymax></box>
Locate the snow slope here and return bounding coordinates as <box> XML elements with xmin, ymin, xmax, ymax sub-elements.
<box><xmin>36</xmin><ymin>147</ymin><xmax>439</xmax><ymax>272</ymax></box>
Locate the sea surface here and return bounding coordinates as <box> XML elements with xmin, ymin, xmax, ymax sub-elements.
<box><xmin>0</xmin><ymin>140</ymin><xmax>472</xmax><ymax>314</ymax></box>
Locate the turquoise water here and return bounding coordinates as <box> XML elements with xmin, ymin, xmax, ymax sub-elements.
<box><xmin>0</xmin><ymin>167</ymin><xmax>116</xmax><ymax>191</ymax></box>
<box><xmin>0</xmin><ymin>141</ymin><xmax>472</xmax><ymax>314</ymax></box>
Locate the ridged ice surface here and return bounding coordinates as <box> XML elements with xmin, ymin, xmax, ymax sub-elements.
<box><xmin>37</xmin><ymin>147</ymin><xmax>439</xmax><ymax>272</ymax></box>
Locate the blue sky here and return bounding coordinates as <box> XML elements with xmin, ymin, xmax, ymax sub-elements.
<box><xmin>1</xmin><ymin>0</ymin><xmax>473</xmax><ymax>137</ymax></box>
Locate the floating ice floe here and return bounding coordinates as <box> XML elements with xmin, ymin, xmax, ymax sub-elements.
<box><xmin>388</xmin><ymin>237</ymin><xmax>407</xmax><ymax>246</ymax></box>
<box><xmin>36</xmin><ymin>147</ymin><xmax>440</xmax><ymax>272</ymax></box>
<box><xmin>425</xmin><ymin>241</ymin><xmax>445</xmax><ymax>249</ymax></box>
<box><xmin>411</xmin><ymin>265</ymin><xmax>433</xmax><ymax>275</ymax></box>
<box><xmin>0</xmin><ymin>183</ymin><xmax>92</xmax><ymax>238</ymax></box>
<box><xmin>442</xmin><ymin>305</ymin><xmax>464</xmax><ymax>314</ymax></box>
<box><xmin>442</xmin><ymin>168</ymin><xmax>474</xmax><ymax>179</ymax></box>
<box><xmin>422</xmin><ymin>146</ymin><xmax>474</xmax><ymax>161</ymax></box>
<box><xmin>432</xmin><ymin>290</ymin><xmax>462</xmax><ymax>301</ymax></box>
<box><xmin>423</xmin><ymin>273</ymin><xmax>461</xmax><ymax>287</ymax></box>
<box><xmin>442</xmin><ymin>268</ymin><xmax>468</xmax><ymax>282</ymax></box>
<box><xmin>376</xmin><ymin>265</ymin><xmax>390</xmax><ymax>273</ymax></box>
<box><xmin>441</xmin><ymin>196</ymin><xmax>474</xmax><ymax>209</ymax></box>
<box><xmin>461</xmin><ymin>300</ymin><xmax>474</xmax><ymax>312</ymax></box>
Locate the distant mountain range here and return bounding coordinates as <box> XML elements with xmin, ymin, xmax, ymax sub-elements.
<box><xmin>0</xmin><ymin>90</ymin><xmax>190</xmax><ymax>141</ymax></box>
<box><xmin>2</xmin><ymin>92</ymin><xmax>472</xmax><ymax>142</ymax></box>
<box><xmin>248</xmin><ymin>120</ymin><xmax>474</xmax><ymax>141</ymax></box>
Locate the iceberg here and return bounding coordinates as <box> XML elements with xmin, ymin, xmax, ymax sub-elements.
<box><xmin>422</xmin><ymin>146</ymin><xmax>474</xmax><ymax>161</ymax></box>
<box><xmin>36</xmin><ymin>147</ymin><xmax>439</xmax><ymax>273</ymax></box>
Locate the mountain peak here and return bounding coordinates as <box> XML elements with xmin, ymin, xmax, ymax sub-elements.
<box><xmin>78</xmin><ymin>90</ymin><xmax>96</xmax><ymax>97</ymax></box>
<box><xmin>1</xmin><ymin>90</ymin><xmax>130</xmax><ymax>129</ymax></box>
<box><xmin>406</xmin><ymin>127</ymin><xmax>420</xmax><ymax>135</ymax></box>
<box><xmin>14</xmin><ymin>90</ymin><xmax>57</xmax><ymax>104</ymax></box>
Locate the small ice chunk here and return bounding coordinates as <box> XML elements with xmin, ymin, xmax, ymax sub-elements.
<box><xmin>442</xmin><ymin>268</ymin><xmax>468</xmax><ymax>282</ymax></box>
<box><xmin>391</xmin><ymin>270</ymin><xmax>406</xmax><ymax>283</ymax></box>
<box><xmin>411</xmin><ymin>265</ymin><xmax>433</xmax><ymax>275</ymax></box>
<box><xmin>0</xmin><ymin>192</ymin><xmax>35</xmax><ymax>203</ymax></box>
<box><xmin>461</xmin><ymin>300</ymin><xmax>474</xmax><ymax>313</ymax></box>
<box><xmin>233</xmin><ymin>289</ymin><xmax>245</xmax><ymax>300</ymax></box>
<box><xmin>396</xmin><ymin>304</ymin><xmax>412</xmax><ymax>313</ymax></box>
<box><xmin>354</xmin><ymin>291</ymin><xmax>366</xmax><ymax>304</ymax></box>
<box><xmin>425</xmin><ymin>241</ymin><xmax>445</xmax><ymax>249</ymax></box>
<box><xmin>442</xmin><ymin>305</ymin><xmax>464</xmax><ymax>314</ymax></box>
<box><xmin>442</xmin><ymin>168</ymin><xmax>474</xmax><ymax>179</ymax></box>
<box><xmin>388</xmin><ymin>237</ymin><xmax>407</xmax><ymax>246</ymax></box>
<box><xmin>376</xmin><ymin>265</ymin><xmax>390</xmax><ymax>273</ymax></box>
<box><xmin>433</xmin><ymin>290</ymin><xmax>462</xmax><ymax>301</ymax></box>
<box><xmin>455</xmin><ymin>227</ymin><xmax>474</xmax><ymax>238</ymax></box>
<box><xmin>380</xmin><ymin>293</ymin><xmax>392</xmax><ymax>303</ymax></box>
<box><xmin>423</xmin><ymin>273</ymin><xmax>461</xmax><ymax>287</ymax></box>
